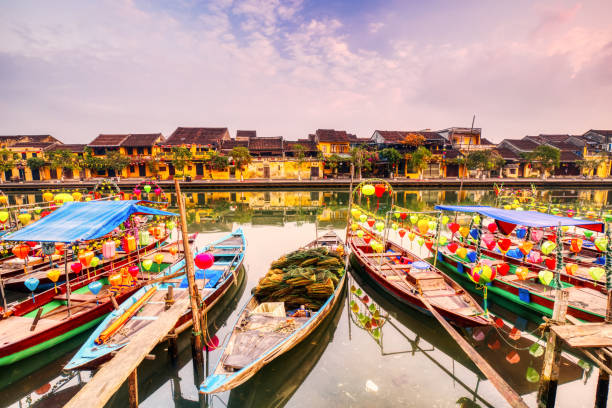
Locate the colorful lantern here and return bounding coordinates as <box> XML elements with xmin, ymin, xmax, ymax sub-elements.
<box><xmin>487</xmin><ymin>223</ymin><xmax>497</xmax><ymax>233</ymax></box>
<box><xmin>456</xmin><ymin>247</ymin><xmax>468</xmax><ymax>259</ymax></box>
<box><xmin>350</xmin><ymin>208</ymin><xmax>362</xmax><ymax>219</ymax></box>
<box><xmin>565</xmin><ymin>263</ymin><xmax>577</xmax><ymax>275</ymax></box>
<box><xmin>589</xmin><ymin>267</ymin><xmax>605</xmax><ymax>281</ymax></box>
<box><xmin>169</xmin><ymin>246</ymin><xmax>178</xmax><ymax>256</ymax></box>
<box><xmin>408</xmin><ymin>232</ymin><xmax>415</xmax><ymax>241</ymax></box>
<box><xmin>79</xmin><ymin>251</ymin><xmax>94</xmax><ymax>267</ymax></box>
<box><xmin>417</xmin><ymin>219</ymin><xmax>429</xmax><ymax>234</ymax></box>
<box><xmin>18</xmin><ymin>213</ymin><xmax>32</xmax><ymax>226</ymax></box>
<box><xmin>361</xmin><ymin>184</ymin><xmax>375</xmax><ymax>196</ymax></box>
<box><xmin>72</xmin><ymin>191</ymin><xmax>82</xmax><ymax>201</ymax></box>
<box><xmin>526</xmin><ymin>367</ymin><xmax>540</xmax><ymax>383</ymax></box>
<box><xmin>497</xmin><ymin>239</ymin><xmax>511</xmax><ymax>252</ymax></box>
<box><xmin>102</xmin><ymin>241</ymin><xmax>116</xmax><ymax>259</ymax></box>
<box><xmin>448</xmin><ymin>223</ymin><xmax>460</xmax><ymax>234</ymax></box>
<box><xmin>47</xmin><ymin>269</ymin><xmax>61</xmax><ymax>292</ymax></box>
<box><xmin>375</xmin><ymin>221</ymin><xmax>385</xmax><ymax>232</ymax></box>
<box><xmin>356</xmin><ymin>230</ymin><xmax>364</xmax><ymax>238</ymax></box>
<box><xmin>195</xmin><ymin>252</ymin><xmax>215</xmax><ymax>270</ymax></box>
<box><xmin>531</xmin><ymin>230</ymin><xmax>544</xmax><ymax>242</ymax></box>
<box><xmin>515</xmin><ymin>266</ymin><xmax>529</xmax><ymax>280</ymax></box>
<box><xmin>540</xmin><ymin>241</ymin><xmax>556</xmax><ymax>255</ymax></box>
<box><xmin>544</xmin><ymin>257</ymin><xmax>556</xmax><ymax>270</ymax></box>
<box><xmin>447</xmin><ymin>242</ymin><xmax>458</xmax><ymax>253</ymax></box>
<box><xmin>441</xmin><ymin>215</ymin><xmax>449</xmax><ymax>225</ymax></box>
<box><xmin>25</xmin><ymin>277</ymin><xmax>39</xmax><ymax>302</ymax></box>
<box><xmin>398</xmin><ymin>229</ymin><xmax>406</xmax><ymax>238</ymax></box>
<box><xmin>359</xmin><ymin>214</ymin><xmax>367</xmax><ymax>223</ymax></box>
<box><xmin>0</xmin><ymin>211</ymin><xmax>8</xmax><ymax>224</ymax></box>
<box><xmin>12</xmin><ymin>244</ymin><xmax>30</xmax><ymax>259</ymax></box>
<box><xmin>519</xmin><ymin>241</ymin><xmax>533</xmax><ymax>255</ymax></box>
<box><xmin>538</xmin><ymin>270</ymin><xmax>553</xmax><ymax>285</ymax></box>
<box><xmin>70</xmin><ymin>262</ymin><xmax>83</xmax><ymax>275</ymax></box>
<box><xmin>496</xmin><ymin>263</ymin><xmax>509</xmax><ymax>276</ymax></box>
<box><xmin>123</xmin><ymin>236</ymin><xmax>136</xmax><ymax>252</ymax></box>
<box><xmin>570</xmin><ymin>239</ymin><xmax>582</xmax><ymax>253</ymax></box>
<box><xmin>42</xmin><ymin>192</ymin><xmax>54</xmax><ymax>202</ymax></box>
<box><xmin>142</xmin><ymin>259</ymin><xmax>153</xmax><ymax>271</ymax></box>
<box><xmin>595</xmin><ymin>237</ymin><xmax>608</xmax><ymax>252</ymax></box>
<box><xmin>374</xmin><ymin>184</ymin><xmax>385</xmax><ymax>198</ymax></box>
<box><xmin>128</xmin><ymin>266</ymin><xmax>140</xmax><ymax>278</ymax></box>
<box><xmin>109</xmin><ymin>274</ymin><xmax>122</xmax><ymax>287</ymax></box>
<box><xmin>409</xmin><ymin>215</ymin><xmax>418</xmax><ymax>224</ymax></box>
<box><xmin>143</xmin><ymin>184</ymin><xmax>152</xmax><ymax>194</ymax></box>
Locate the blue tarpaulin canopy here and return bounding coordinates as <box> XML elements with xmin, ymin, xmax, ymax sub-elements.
<box><xmin>1</xmin><ymin>200</ymin><xmax>177</xmax><ymax>243</ymax></box>
<box><xmin>434</xmin><ymin>205</ymin><xmax>604</xmax><ymax>233</ymax></box>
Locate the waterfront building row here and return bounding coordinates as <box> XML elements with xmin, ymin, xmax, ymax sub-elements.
<box><xmin>1</xmin><ymin>127</ymin><xmax>611</xmax><ymax>182</ymax></box>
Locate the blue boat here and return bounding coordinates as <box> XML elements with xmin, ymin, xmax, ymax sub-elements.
<box><xmin>64</xmin><ymin>228</ymin><xmax>246</xmax><ymax>370</ymax></box>
<box><xmin>200</xmin><ymin>231</ymin><xmax>345</xmax><ymax>394</ymax></box>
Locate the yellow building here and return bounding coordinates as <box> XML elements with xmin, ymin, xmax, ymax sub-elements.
<box><xmin>311</xmin><ymin>129</ymin><xmax>354</xmax><ymax>157</ymax></box>
<box><xmin>4</xmin><ymin>135</ymin><xmax>61</xmax><ymax>181</ymax></box>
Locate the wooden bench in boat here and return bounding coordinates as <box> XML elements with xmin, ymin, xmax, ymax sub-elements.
<box><xmin>362</xmin><ymin>252</ymin><xmax>402</xmax><ymax>258</ymax></box>
<box><xmin>413</xmin><ymin>272</ymin><xmax>446</xmax><ymax>292</ymax></box>
<box><xmin>53</xmin><ymin>293</ymin><xmax>101</xmax><ymax>302</ymax></box>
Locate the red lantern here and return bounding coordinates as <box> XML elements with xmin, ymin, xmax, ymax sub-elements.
<box><xmin>374</xmin><ymin>184</ymin><xmax>385</xmax><ymax>198</ymax></box>
<box><xmin>398</xmin><ymin>229</ymin><xmax>406</xmax><ymax>238</ymax></box>
<box><xmin>12</xmin><ymin>244</ymin><xmax>30</xmax><ymax>259</ymax></box>
<box><xmin>496</xmin><ymin>263</ymin><xmax>509</xmax><ymax>276</ymax></box>
<box><xmin>424</xmin><ymin>240</ymin><xmax>434</xmax><ymax>252</ymax></box>
<box><xmin>70</xmin><ymin>262</ymin><xmax>83</xmax><ymax>275</ymax></box>
<box><xmin>485</xmin><ymin>240</ymin><xmax>497</xmax><ymax>251</ymax></box>
<box><xmin>545</xmin><ymin>257</ymin><xmax>556</xmax><ymax>270</ymax></box>
<box><xmin>448</xmin><ymin>223</ymin><xmax>460</xmax><ymax>234</ymax></box>
<box><xmin>497</xmin><ymin>238</ymin><xmax>511</xmax><ymax>252</ymax></box>
<box><xmin>487</xmin><ymin>223</ymin><xmax>497</xmax><ymax>233</ymax></box>
<box><xmin>26</xmin><ymin>241</ymin><xmax>37</xmax><ymax>248</ymax></box>
<box><xmin>128</xmin><ymin>266</ymin><xmax>139</xmax><ymax>278</ymax></box>
<box><xmin>400</xmin><ymin>212</ymin><xmax>407</xmax><ymax>220</ymax></box>
<box><xmin>363</xmin><ymin>236</ymin><xmax>371</xmax><ymax>244</ymax></box>
<box><xmin>367</xmin><ymin>219</ymin><xmax>375</xmax><ymax>228</ymax></box>
<box><xmin>447</xmin><ymin>242</ymin><xmax>458</xmax><ymax>253</ymax></box>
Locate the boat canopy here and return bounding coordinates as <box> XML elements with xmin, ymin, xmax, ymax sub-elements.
<box><xmin>1</xmin><ymin>200</ymin><xmax>177</xmax><ymax>243</ymax></box>
<box><xmin>434</xmin><ymin>205</ymin><xmax>604</xmax><ymax>234</ymax></box>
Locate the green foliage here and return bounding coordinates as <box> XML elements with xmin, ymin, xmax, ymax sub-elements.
<box><xmin>409</xmin><ymin>146</ymin><xmax>433</xmax><ymax>172</ymax></box>
<box><xmin>293</xmin><ymin>144</ymin><xmax>306</xmax><ymax>165</ymax></box>
<box><xmin>466</xmin><ymin>150</ymin><xmax>505</xmax><ymax>171</ymax></box>
<box><xmin>171</xmin><ymin>146</ymin><xmax>193</xmax><ymax>173</ymax></box>
<box><xmin>105</xmin><ymin>150</ymin><xmax>131</xmax><ymax>173</ymax></box>
<box><xmin>524</xmin><ymin>145</ymin><xmax>560</xmax><ymax>173</ymax></box>
<box><xmin>576</xmin><ymin>156</ymin><xmax>604</xmax><ymax>176</ymax></box>
<box><xmin>350</xmin><ymin>146</ymin><xmax>377</xmax><ymax>176</ymax></box>
<box><xmin>26</xmin><ymin>156</ymin><xmax>46</xmax><ymax>171</ymax></box>
<box><xmin>210</xmin><ymin>154</ymin><xmax>229</xmax><ymax>171</ymax></box>
<box><xmin>230</xmin><ymin>146</ymin><xmax>252</xmax><ymax>170</ymax></box>
<box><xmin>0</xmin><ymin>149</ymin><xmax>17</xmax><ymax>173</ymax></box>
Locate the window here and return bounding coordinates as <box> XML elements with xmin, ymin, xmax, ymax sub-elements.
<box><xmin>159</xmin><ymin>166</ymin><xmax>166</xmax><ymax>172</ymax></box>
<box><xmin>127</xmin><ymin>147</ymin><xmax>133</xmax><ymax>155</ymax></box>
<box><xmin>32</xmin><ymin>153</ymin><xmax>37</xmax><ymax>157</ymax></box>
<box><xmin>129</xmin><ymin>165</ymin><xmax>135</xmax><ymax>173</ymax></box>
<box><xmin>137</xmin><ymin>147</ymin><xmax>144</xmax><ymax>155</ymax></box>
<box><xmin>21</xmin><ymin>153</ymin><xmax>26</xmax><ymax>159</ymax></box>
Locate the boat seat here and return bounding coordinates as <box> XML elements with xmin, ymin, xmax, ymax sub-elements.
<box><xmin>415</xmin><ymin>276</ymin><xmax>446</xmax><ymax>292</ymax></box>
<box><xmin>53</xmin><ymin>293</ymin><xmax>98</xmax><ymax>302</ymax></box>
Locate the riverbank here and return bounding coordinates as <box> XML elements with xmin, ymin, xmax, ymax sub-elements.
<box><xmin>1</xmin><ymin>176</ymin><xmax>612</xmax><ymax>192</ymax></box>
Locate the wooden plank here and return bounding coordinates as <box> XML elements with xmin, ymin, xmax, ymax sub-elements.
<box><xmin>417</xmin><ymin>294</ymin><xmax>528</xmax><ymax>408</ymax></box>
<box><xmin>64</xmin><ymin>296</ymin><xmax>190</xmax><ymax>408</ymax></box>
<box><xmin>551</xmin><ymin>323</ymin><xmax>612</xmax><ymax>348</ymax></box>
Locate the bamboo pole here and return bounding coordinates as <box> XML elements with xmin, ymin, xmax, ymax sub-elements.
<box><xmin>64</xmin><ymin>246</ymin><xmax>72</xmax><ymax>317</ymax></box>
<box><xmin>537</xmin><ymin>288</ymin><xmax>569</xmax><ymax>408</ymax></box>
<box><xmin>128</xmin><ymin>369</ymin><xmax>138</xmax><ymax>407</ymax></box>
<box><xmin>174</xmin><ymin>179</ymin><xmax>204</xmax><ymax>378</ymax></box>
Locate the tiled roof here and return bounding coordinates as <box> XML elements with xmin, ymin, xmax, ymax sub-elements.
<box><xmin>560</xmin><ymin>151</ymin><xmax>581</xmax><ymax>161</ymax></box>
<box><xmin>0</xmin><ymin>135</ymin><xmax>60</xmax><ymax>144</ymax></box>
<box><xmin>47</xmin><ymin>143</ymin><xmax>87</xmax><ymax>153</ymax></box>
<box><xmin>236</xmin><ymin>130</ymin><xmax>256</xmax><ymax>139</ymax></box>
<box><xmin>121</xmin><ymin>133</ymin><xmax>163</xmax><ymax>147</ymax></box>
<box><xmin>494</xmin><ymin>147</ymin><xmax>521</xmax><ymax>160</ymax></box>
<box><xmin>315</xmin><ymin>129</ymin><xmax>356</xmax><ymax>142</ymax></box>
<box><xmin>524</xmin><ymin>134</ymin><xmax>571</xmax><ymax>144</ymax></box>
<box><xmin>545</xmin><ymin>141</ymin><xmax>581</xmax><ymax>151</ymax></box>
<box><xmin>286</xmin><ymin>139</ymin><xmax>318</xmax><ymax>152</ymax></box>
<box><xmin>587</xmin><ymin>130</ymin><xmax>612</xmax><ymax>137</ymax></box>
<box><xmin>10</xmin><ymin>141</ymin><xmax>57</xmax><ymax>150</ymax></box>
<box><xmin>220</xmin><ymin>139</ymin><xmax>249</xmax><ymax>151</ymax></box>
<box><xmin>500</xmin><ymin>139</ymin><xmax>540</xmax><ymax>151</ymax></box>
<box><xmin>376</xmin><ymin>130</ymin><xmax>445</xmax><ymax>143</ymax></box>
<box><xmin>249</xmin><ymin>136</ymin><xmax>283</xmax><ymax>151</ymax></box>
<box><xmin>89</xmin><ymin>134</ymin><xmax>128</xmax><ymax>146</ymax></box>
<box><xmin>165</xmin><ymin>127</ymin><xmax>229</xmax><ymax>146</ymax></box>
<box><xmin>480</xmin><ymin>138</ymin><xmax>495</xmax><ymax>145</ymax></box>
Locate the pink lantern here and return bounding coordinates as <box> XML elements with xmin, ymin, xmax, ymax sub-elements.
<box><xmin>154</xmin><ymin>188</ymin><xmax>161</xmax><ymax>196</ymax></box>
<box><xmin>102</xmin><ymin>241</ymin><xmax>116</xmax><ymax>259</ymax></box>
<box><xmin>70</xmin><ymin>262</ymin><xmax>83</xmax><ymax>275</ymax></box>
<box><xmin>194</xmin><ymin>252</ymin><xmax>214</xmax><ymax>270</ymax></box>
<box><xmin>133</xmin><ymin>188</ymin><xmax>141</xmax><ymax>196</ymax></box>
<box><xmin>128</xmin><ymin>266</ymin><xmax>139</xmax><ymax>278</ymax></box>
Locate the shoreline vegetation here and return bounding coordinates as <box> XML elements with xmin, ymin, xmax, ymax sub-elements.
<box><xmin>2</xmin><ymin>176</ymin><xmax>612</xmax><ymax>191</ymax></box>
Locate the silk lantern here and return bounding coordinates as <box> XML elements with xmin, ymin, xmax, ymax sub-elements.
<box><xmin>351</xmin><ymin>208</ymin><xmax>362</xmax><ymax>219</ymax></box>
<box><xmin>595</xmin><ymin>237</ymin><xmax>608</xmax><ymax>252</ymax></box>
<box><xmin>515</xmin><ymin>266</ymin><xmax>529</xmax><ymax>280</ymax></box>
<box><xmin>541</xmin><ymin>241</ymin><xmax>556</xmax><ymax>255</ymax></box>
<box><xmin>519</xmin><ymin>241</ymin><xmax>533</xmax><ymax>255</ymax></box>
<box><xmin>195</xmin><ymin>253</ymin><xmax>215</xmax><ymax>270</ymax></box>
<box><xmin>12</xmin><ymin>244</ymin><xmax>30</xmax><ymax>260</ymax></box>
<box><xmin>25</xmin><ymin>277</ymin><xmax>39</xmax><ymax>302</ymax></box>
<box><xmin>143</xmin><ymin>184</ymin><xmax>152</xmax><ymax>193</ymax></box>
<box><xmin>538</xmin><ymin>270</ymin><xmax>554</xmax><ymax>285</ymax></box>
<box><xmin>356</xmin><ymin>230</ymin><xmax>364</xmax><ymax>238</ymax></box>
<box><xmin>570</xmin><ymin>239</ymin><xmax>582</xmax><ymax>253</ymax></box>
<box><xmin>456</xmin><ymin>247</ymin><xmax>468</xmax><ymax>259</ymax></box>
<box><xmin>103</xmin><ymin>241</ymin><xmax>116</xmax><ymax>259</ymax></box>
<box><xmin>359</xmin><ymin>214</ymin><xmax>367</xmax><ymax>223</ymax></box>
<box><xmin>367</xmin><ymin>218</ymin><xmax>375</xmax><ymax>228</ymax></box>
<box><xmin>448</xmin><ymin>223</ymin><xmax>460</xmax><ymax>234</ymax></box>
<box><xmin>398</xmin><ymin>229</ymin><xmax>406</xmax><ymax>238</ymax></box>
<box><xmin>0</xmin><ymin>211</ymin><xmax>8</xmax><ymax>224</ymax></box>
<box><xmin>410</xmin><ymin>215</ymin><xmax>418</xmax><ymax>224</ymax></box>
<box><xmin>375</xmin><ymin>221</ymin><xmax>385</xmax><ymax>232</ymax></box>
<box><xmin>447</xmin><ymin>242</ymin><xmax>458</xmax><ymax>253</ymax></box>
<box><xmin>589</xmin><ymin>267</ymin><xmax>605</xmax><ymax>281</ymax></box>
<box><xmin>47</xmin><ymin>269</ymin><xmax>61</xmax><ymax>293</ymax></box>
<box><xmin>128</xmin><ymin>266</ymin><xmax>140</xmax><ymax>278</ymax></box>
<box><xmin>361</xmin><ymin>184</ymin><xmax>375</xmax><ymax>196</ymax></box>
<box><xmin>417</xmin><ymin>219</ymin><xmax>429</xmax><ymax>234</ymax></box>
<box><xmin>565</xmin><ymin>263</ymin><xmax>577</xmax><ymax>275</ymax></box>
<box><xmin>18</xmin><ymin>213</ymin><xmax>31</xmax><ymax>226</ymax></box>
<box><xmin>487</xmin><ymin>223</ymin><xmax>497</xmax><ymax>233</ymax></box>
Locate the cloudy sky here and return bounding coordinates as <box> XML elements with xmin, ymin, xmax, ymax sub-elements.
<box><xmin>1</xmin><ymin>0</ymin><xmax>611</xmax><ymax>143</ymax></box>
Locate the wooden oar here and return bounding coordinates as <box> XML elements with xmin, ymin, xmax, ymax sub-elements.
<box><xmin>416</xmin><ymin>293</ymin><xmax>528</xmax><ymax>408</ymax></box>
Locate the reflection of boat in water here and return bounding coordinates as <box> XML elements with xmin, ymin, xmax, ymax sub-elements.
<box><xmin>348</xmin><ymin>269</ymin><xmax>584</xmax><ymax>399</ymax></box>
<box><xmin>226</xmin><ymin>281</ymin><xmax>345</xmax><ymax>408</ymax></box>
<box><xmin>7</xmin><ymin>266</ymin><xmax>247</xmax><ymax>408</ymax></box>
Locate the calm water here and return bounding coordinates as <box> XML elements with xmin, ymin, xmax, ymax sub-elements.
<box><xmin>1</xmin><ymin>188</ymin><xmax>609</xmax><ymax>408</ymax></box>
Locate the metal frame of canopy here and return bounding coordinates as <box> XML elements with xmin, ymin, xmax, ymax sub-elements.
<box><xmin>0</xmin><ymin>200</ymin><xmax>177</xmax><ymax>316</ymax></box>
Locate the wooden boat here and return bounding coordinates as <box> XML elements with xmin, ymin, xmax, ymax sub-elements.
<box><xmin>64</xmin><ymin>229</ymin><xmax>246</xmax><ymax>370</ymax></box>
<box><xmin>434</xmin><ymin>205</ymin><xmax>608</xmax><ymax>323</ymax></box>
<box><xmin>349</xmin><ymin>228</ymin><xmax>490</xmax><ymax>328</ymax></box>
<box><xmin>0</xmin><ymin>237</ymin><xmax>188</xmax><ymax>367</ymax></box>
<box><xmin>2</xmin><ymin>234</ymin><xmax>169</xmax><ymax>292</ymax></box>
<box><xmin>200</xmin><ymin>231</ymin><xmax>345</xmax><ymax>394</ymax></box>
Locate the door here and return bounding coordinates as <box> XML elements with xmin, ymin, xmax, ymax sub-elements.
<box><xmin>108</xmin><ymin>168</ymin><xmax>116</xmax><ymax>177</ymax></box>
<box><xmin>263</xmin><ymin>166</ymin><xmax>270</xmax><ymax>178</ymax></box>
<box><xmin>229</xmin><ymin>167</ymin><xmax>236</xmax><ymax>178</ymax></box>
<box><xmin>31</xmin><ymin>168</ymin><xmax>40</xmax><ymax>180</ymax></box>
<box><xmin>18</xmin><ymin>168</ymin><xmax>25</xmax><ymax>180</ymax></box>
<box><xmin>310</xmin><ymin>166</ymin><xmax>319</xmax><ymax>178</ymax></box>
<box><xmin>446</xmin><ymin>164</ymin><xmax>459</xmax><ymax>177</ymax></box>
<box><xmin>4</xmin><ymin>170</ymin><xmax>11</xmax><ymax>181</ymax></box>
<box><xmin>196</xmin><ymin>163</ymin><xmax>204</xmax><ymax>177</ymax></box>
<box><xmin>168</xmin><ymin>164</ymin><xmax>175</xmax><ymax>176</ymax></box>
<box><xmin>138</xmin><ymin>164</ymin><xmax>147</xmax><ymax>177</ymax></box>
<box><xmin>64</xmin><ymin>168</ymin><xmax>74</xmax><ymax>179</ymax></box>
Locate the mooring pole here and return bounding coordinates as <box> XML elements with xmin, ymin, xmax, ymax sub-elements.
<box><xmin>537</xmin><ymin>288</ymin><xmax>569</xmax><ymax>408</ymax></box>
<box><xmin>128</xmin><ymin>369</ymin><xmax>138</xmax><ymax>408</ymax></box>
<box><xmin>64</xmin><ymin>246</ymin><xmax>72</xmax><ymax>317</ymax></box>
<box><xmin>174</xmin><ymin>179</ymin><xmax>204</xmax><ymax>382</ymax></box>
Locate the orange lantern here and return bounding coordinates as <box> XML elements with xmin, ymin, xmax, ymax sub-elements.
<box><xmin>12</xmin><ymin>244</ymin><xmax>30</xmax><ymax>260</ymax></box>
<box><xmin>109</xmin><ymin>274</ymin><xmax>122</xmax><ymax>287</ymax></box>
<box><xmin>506</xmin><ymin>350</ymin><xmax>520</xmax><ymax>364</ymax></box>
<box><xmin>515</xmin><ymin>267</ymin><xmax>529</xmax><ymax>280</ymax></box>
<box><xmin>123</xmin><ymin>236</ymin><xmax>136</xmax><ymax>252</ymax></box>
<box><xmin>570</xmin><ymin>239</ymin><xmax>583</xmax><ymax>253</ymax></box>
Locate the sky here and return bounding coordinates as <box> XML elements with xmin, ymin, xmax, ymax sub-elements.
<box><xmin>0</xmin><ymin>0</ymin><xmax>611</xmax><ymax>143</ymax></box>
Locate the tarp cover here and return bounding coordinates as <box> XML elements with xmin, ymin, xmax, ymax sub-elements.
<box><xmin>1</xmin><ymin>200</ymin><xmax>177</xmax><ymax>243</ymax></box>
<box><xmin>434</xmin><ymin>205</ymin><xmax>604</xmax><ymax>232</ymax></box>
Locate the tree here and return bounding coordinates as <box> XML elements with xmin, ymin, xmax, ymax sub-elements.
<box><xmin>105</xmin><ymin>150</ymin><xmax>131</xmax><ymax>178</ymax></box>
<box><xmin>576</xmin><ymin>156</ymin><xmax>605</xmax><ymax>178</ymax></box>
<box><xmin>230</xmin><ymin>147</ymin><xmax>252</xmax><ymax>181</ymax></box>
<box><xmin>379</xmin><ymin>147</ymin><xmax>402</xmax><ymax>177</ymax></box>
<box><xmin>210</xmin><ymin>154</ymin><xmax>229</xmax><ymax>178</ymax></box>
<box><xmin>0</xmin><ymin>149</ymin><xmax>17</xmax><ymax>181</ymax></box>
<box><xmin>170</xmin><ymin>146</ymin><xmax>193</xmax><ymax>179</ymax></box>
<box><xmin>402</xmin><ymin>132</ymin><xmax>426</xmax><ymax>148</ymax></box>
<box><xmin>325</xmin><ymin>154</ymin><xmax>343</xmax><ymax>177</ymax></box>
<box><xmin>293</xmin><ymin>144</ymin><xmax>306</xmax><ymax>180</ymax></box>
<box><xmin>524</xmin><ymin>145</ymin><xmax>560</xmax><ymax>179</ymax></box>
<box><xmin>47</xmin><ymin>149</ymin><xmax>78</xmax><ymax>179</ymax></box>
<box><xmin>466</xmin><ymin>150</ymin><xmax>505</xmax><ymax>178</ymax></box>
<box><xmin>26</xmin><ymin>157</ymin><xmax>46</xmax><ymax>179</ymax></box>
<box><xmin>350</xmin><ymin>146</ymin><xmax>377</xmax><ymax>180</ymax></box>
<box><xmin>409</xmin><ymin>146</ymin><xmax>433</xmax><ymax>179</ymax></box>
<box><xmin>81</xmin><ymin>147</ymin><xmax>106</xmax><ymax>174</ymax></box>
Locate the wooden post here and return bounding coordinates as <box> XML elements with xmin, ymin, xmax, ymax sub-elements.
<box><xmin>128</xmin><ymin>369</ymin><xmax>138</xmax><ymax>408</ymax></box>
<box><xmin>174</xmin><ymin>179</ymin><xmax>204</xmax><ymax>381</ymax></box>
<box><xmin>594</xmin><ymin>291</ymin><xmax>612</xmax><ymax>408</ymax></box>
<box><xmin>165</xmin><ymin>285</ymin><xmax>178</xmax><ymax>363</ymax></box>
<box><xmin>64</xmin><ymin>246</ymin><xmax>72</xmax><ymax>317</ymax></box>
<box><xmin>537</xmin><ymin>288</ymin><xmax>569</xmax><ymax>408</ymax></box>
